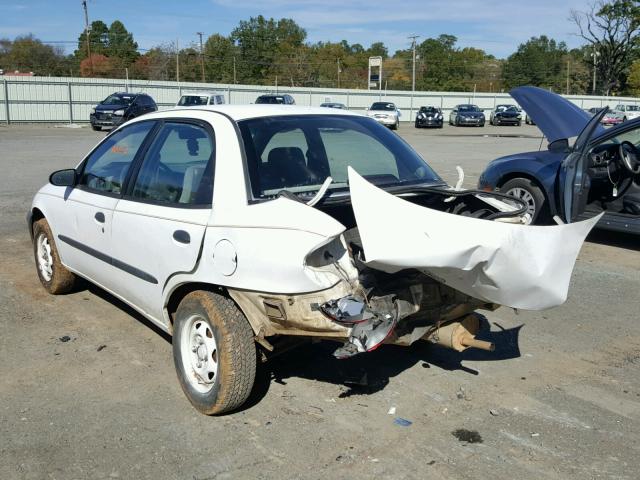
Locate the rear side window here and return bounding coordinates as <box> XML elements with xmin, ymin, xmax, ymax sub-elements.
<box><xmin>131</xmin><ymin>122</ymin><xmax>215</xmax><ymax>206</ymax></box>
<box><xmin>79</xmin><ymin>121</ymin><xmax>155</xmax><ymax>195</ymax></box>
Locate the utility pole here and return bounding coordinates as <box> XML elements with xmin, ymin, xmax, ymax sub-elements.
<box><xmin>337</xmin><ymin>58</ymin><xmax>341</xmax><ymax>89</ymax></box>
<box><xmin>233</xmin><ymin>56</ymin><xmax>237</xmax><ymax>84</ymax></box>
<box><xmin>566</xmin><ymin>60</ymin><xmax>570</xmax><ymax>95</ymax></box>
<box><xmin>408</xmin><ymin>35</ymin><xmax>420</xmax><ymax>121</ymax></box>
<box><xmin>408</xmin><ymin>35</ymin><xmax>420</xmax><ymax>93</ymax></box>
<box><xmin>81</xmin><ymin>0</ymin><xmax>92</xmax><ymax>74</ymax></box>
<box><xmin>591</xmin><ymin>49</ymin><xmax>600</xmax><ymax>94</ymax></box>
<box><xmin>196</xmin><ymin>32</ymin><xmax>205</xmax><ymax>82</ymax></box>
<box><xmin>176</xmin><ymin>38</ymin><xmax>180</xmax><ymax>83</ymax></box>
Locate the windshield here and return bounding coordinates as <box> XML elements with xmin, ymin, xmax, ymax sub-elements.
<box><xmin>370</xmin><ymin>102</ymin><xmax>396</xmax><ymax>111</ymax></box>
<box><xmin>420</xmin><ymin>107</ymin><xmax>438</xmax><ymax>113</ymax></box>
<box><xmin>178</xmin><ymin>95</ymin><xmax>209</xmax><ymax>106</ymax></box>
<box><xmin>458</xmin><ymin>105</ymin><xmax>481</xmax><ymax>112</ymax></box>
<box><xmin>239</xmin><ymin>115</ymin><xmax>442</xmax><ymax>199</ymax></box>
<box><xmin>102</xmin><ymin>94</ymin><xmax>134</xmax><ymax>106</ymax></box>
<box><xmin>256</xmin><ymin>96</ymin><xmax>285</xmax><ymax>104</ymax></box>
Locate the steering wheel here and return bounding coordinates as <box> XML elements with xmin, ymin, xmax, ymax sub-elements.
<box><xmin>618</xmin><ymin>141</ymin><xmax>640</xmax><ymax>174</ymax></box>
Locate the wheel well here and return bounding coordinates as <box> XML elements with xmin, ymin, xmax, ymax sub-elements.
<box><xmin>29</xmin><ymin>208</ymin><xmax>45</xmax><ymax>239</ymax></box>
<box><xmin>165</xmin><ymin>282</ymin><xmax>228</xmax><ymax>328</ymax></box>
<box><xmin>497</xmin><ymin>172</ymin><xmax>545</xmax><ymax>195</ymax></box>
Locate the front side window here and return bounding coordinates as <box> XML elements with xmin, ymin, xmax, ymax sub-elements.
<box><xmin>131</xmin><ymin>122</ymin><xmax>214</xmax><ymax>206</ymax></box>
<box><xmin>79</xmin><ymin>121</ymin><xmax>155</xmax><ymax>194</ymax></box>
<box><xmin>239</xmin><ymin>115</ymin><xmax>441</xmax><ymax>199</ymax></box>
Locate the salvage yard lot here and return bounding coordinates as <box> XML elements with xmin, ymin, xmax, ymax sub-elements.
<box><xmin>1</xmin><ymin>123</ymin><xmax>639</xmax><ymax>480</ymax></box>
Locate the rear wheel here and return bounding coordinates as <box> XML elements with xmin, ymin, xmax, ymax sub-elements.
<box><xmin>501</xmin><ymin>178</ymin><xmax>547</xmax><ymax>224</ymax></box>
<box><xmin>173</xmin><ymin>290</ymin><xmax>256</xmax><ymax>415</ymax></box>
<box><xmin>32</xmin><ymin>219</ymin><xmax>77</xmax><ymax>294</ymax></box>
<box><xmin>91</xmin><ymin>125</ymin><xmax>101</xmax><ymax>131</ymax></box>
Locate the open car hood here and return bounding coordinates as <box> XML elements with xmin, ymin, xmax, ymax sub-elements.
<box><xmin>348</xmin><ymin>167</ymin><xmax>601</xmax><ymax>310</ymax></box>
<box><xmin>511</xmin><ymin>86</ymin><xmax>604</xmax><ymax>144</ymax></box>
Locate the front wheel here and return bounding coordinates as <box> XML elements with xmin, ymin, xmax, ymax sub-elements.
<box><xmin>173</xmin><ymin>290</ymin><xmax>256</xmax><ymax>415</ymax></box>
<box><xmin>91</xmin><ymin>125</ymin><xmax>101</xmax><ymax>131</ymax></box>
<box><xmin>32</xmin><ymin>218</ymin><xmax>77</xmax><ymax>294</ymax></box>
<box><xmin>501</xmin><ymin>178</ymin><xmax>547</xmax><ymax>224</ymax></box>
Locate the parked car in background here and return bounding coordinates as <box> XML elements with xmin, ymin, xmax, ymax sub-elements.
<box><xmin>366</xmin><ymin>102</ymin><xmax>401</xmax><ymax>130</ymax></box>
<box><xmin>449</xmin><ymin>104</ymin><xmax>485</xmax><ymax>127</ymax></box>
<box><xmin>89</xmin><ymin>92</ymin><xmax>157</xmax><ymax>131</ymax></box>
<box><xmin>320</xmin><ymin>102</ymin><xmax>347</xmax><ymax>109</ymax></box>
<box><xmin>601</xmin><ymin>110</ymin><xmax>625</xmax><ymax>126</ymax></box>
<box><xmin>415</xmin><ymin>106</ymin><xmax>443</xmax><ymax>128</ymax></box>
<box><xmin>479</xmin><ymin>86</ymin><xmax>640</xmax><ymax>234</ymax></box>
<box><xmin>614</xmin><ymin>104</ymin><xmax>640</xmax><ymax>121</ymax></box>
<box><xmin>489</xmin><ymin>104</ymin><xmax>522</xmax><ymax>126</ymax></box>
<box><xmin>255</xmin><ymin>94</ymin><xmax>296</xmax><ymax>105</ymax></box>
<box><xmin>176</xmin><ymin>92</ymin><xmax>225</xmax><ymax>107</ymax></box>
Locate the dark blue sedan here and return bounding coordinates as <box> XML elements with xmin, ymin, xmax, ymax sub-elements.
<box><xmin>478</xmin><ymin>87</ymin><xmax>640</xmax><ymax>234</ymax></box>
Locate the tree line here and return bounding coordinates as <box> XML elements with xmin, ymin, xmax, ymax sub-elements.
<box><xmin>1</xmin><ymin>1</ymin><xmax>639</xmax><ymax>96</ymax></box>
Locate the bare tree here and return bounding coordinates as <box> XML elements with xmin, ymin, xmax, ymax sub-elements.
<box><xmin>570</xmin><ymin>0</ymin><xmax>640</xmax><ymax>95</ymax></box>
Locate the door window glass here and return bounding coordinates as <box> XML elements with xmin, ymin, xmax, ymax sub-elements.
<box><xmin>131</xmin><ymin>122</ymin><xmax>215</xmax><ymax>206</ymax></box>
<box><xmin>79</xmin><ymin>121</ymin><xmax>155</xmax><ymax>194</ymax></box>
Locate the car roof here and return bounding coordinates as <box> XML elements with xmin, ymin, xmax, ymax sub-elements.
<box><xmin>180</xmin><ymin>91</ymin><xmax>224</xmax><ymax>96</ymax></box>
<box><xmin>135</xmin><ymin>105</ymin><xmax>364</xmax><ymax>122</ymax></box>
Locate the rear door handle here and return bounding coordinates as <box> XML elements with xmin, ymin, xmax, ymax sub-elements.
<box><xmin>94</xmin><ymin>212</ymin><xmax>105</xmax><ymax>223</ymax></box>
<box><xmin>173</xmin><ymin>230</ymin><xmax>190</xmax><ymax>244</ymax></box>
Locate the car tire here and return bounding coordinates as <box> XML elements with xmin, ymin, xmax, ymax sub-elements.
<box><xmin>91</xmin><ymin>125</ymin><xmax>101</xmax><ymax>131</ymax></box>
<box><xmin>392</xmin><ymin>120</ymin><xmax>399</xmax><ymax>130</ymax></box>
<box><xmin>623</xmin><ymin>116</ymin><xmax>627</xmax><ymax>122</ymax></box>
<box><xmin>32</xmin><ymin>218</ymin><xmax>77</xmax><ymax>294</ymax></box>
<box><xmin>479</xmin><ymin>122</ymin><xmax>485</xmax><ymax>127</ymax></box>
<box><xmin>173</xmin><ymin>290</ymin><xmax>256</xmax><ymax>415</ymax></box>
<box><xmin>517</xmin><ymin>121</ymin><xmax>521</xmax><ymax>126</ymax></box>
<box><xmin>501</xmin><ymin>178</ymin><xmax>547</xmax><ymax>224</ymax></box>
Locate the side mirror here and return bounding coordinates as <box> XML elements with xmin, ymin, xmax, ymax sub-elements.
<box><xmin>49</xmin><ymin>169</ymin><xmax>77</xmax><ymax>187</ymax></box>
<box><xmin>452</xmin><ymin>109</ymin><xmax>457</xmax><ymax>113</ymax></box>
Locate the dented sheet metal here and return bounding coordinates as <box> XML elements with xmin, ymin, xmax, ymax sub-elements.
<box><xmin>348</xmin><ymin>167</ymin><xmax>601</xmax><ymax>310</ymax></box>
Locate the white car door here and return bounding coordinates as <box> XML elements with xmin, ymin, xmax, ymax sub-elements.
<box><xmin>110</xmin><ymin>120</ymin><xmax>214</xmax><ymax>323</ymax></box>
<box><xmin>55</xmin><ymin>121</ymin><xmax>157</xmax><ymax>289</ymax></box>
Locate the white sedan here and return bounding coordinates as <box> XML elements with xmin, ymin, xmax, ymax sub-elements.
<box><xmin>29</xmin><ymin>105</ymin><xmax>596</xmax><ymax>414</ymax></box>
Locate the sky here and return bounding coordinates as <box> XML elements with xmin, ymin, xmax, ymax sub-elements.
<box><xmin>0</xmin><ymin>0</ymin><xmax>590</xmax><ymax>58</ymax></box>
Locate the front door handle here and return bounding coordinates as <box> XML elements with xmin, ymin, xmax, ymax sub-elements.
<box><xmin>94</xmin><ymin>212</ymin><xmax>105</xmax><ymax>223</ymax></box>
<box><xmin>173</xmin><ymin>230</ymin><xmax>190</xmax><ymax>244</ymax></box>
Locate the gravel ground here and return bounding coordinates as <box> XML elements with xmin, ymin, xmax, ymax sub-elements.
<box><xmin>1</xmin><ymin>122</ymin><xmax>639</xmax><ymax>480</ymax></box>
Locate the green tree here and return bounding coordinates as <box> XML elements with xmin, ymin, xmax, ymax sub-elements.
<box><xmin>204</xmin><ymin>34</ymin><xmax>236</xmax><ymax>83</ymax></box>
<box><xmin>367</xmin><ymin>42</ymin><xmax>388</xmax><ymax>59</ymax></box>
<box><xmin>75</xmin><ymin>20</ymin><xmax>109</xmax><ymax>61</ymax></box>
<box><xmin>231</xmin><ymin>15</ymin><xmax>307</xmax><ymax>84</ymax></box>
<box><xmin>571</xmin><ymin>0</ymin><xmax>640</xmax><ymax>94</ymax></box>
<box><xmin>2</xmin><ymin>35</ymin><xmax>68</xmax><ymax>75</ymax></box>
<box><xmin>627</xmin><ymin>59</ymin><xmax>640</xmax><ymax>94</ymax></box>
<box><xmin>502</xmin><ymin>36</ymin><xmax>568</xmax><ymax>91</ymax></box>
<box><xmin>106</xmin><ymin>20</ymin><xmax>139</xmax><ymax>68</ymax></box>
